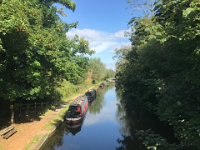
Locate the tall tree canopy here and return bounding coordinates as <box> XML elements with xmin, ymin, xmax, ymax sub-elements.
<box><xmin>116</xmin><ymin>0</ymin><xmax>200</xmax><ymax>149</ymax></box>
<box><xmin>0</xmin><ymin>0</ymin><xmax>93</xmax><ymax>101</ymax></box>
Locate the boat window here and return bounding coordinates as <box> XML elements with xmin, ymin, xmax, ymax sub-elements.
<box><xmin>85</xmin><ymin>92</ymin><xmax>92</xmax><ymax>96</ymax></box>
<box><xmin>69</xmin><ymin>106</ymin><xmax>78</xmax><ymax>112</ymax></box>
<box><xmin>77</xmin><ymin>106</ymin><xmax>81</xmax><ymax>112</ymax></box>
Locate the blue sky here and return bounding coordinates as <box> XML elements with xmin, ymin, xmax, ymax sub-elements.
<box><xmin>57</xmin><ymin>0</ymin><xmax>134</xmax><ymax>70</ymax></box>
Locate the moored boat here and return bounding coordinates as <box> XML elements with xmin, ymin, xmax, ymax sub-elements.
<box><xmin>85</xmin><ymin>89</ymin><xmax>97</xmax><ymax>103</ymax></box>
<box><xmin>99</xmin><ymin>82</ymin><xmax>106</xmax><ymax>88</ymax></box>
<box><xmin>66</xmin><ymin>96</ymin><xmax>88</xmax><ymax>125</ymax></box>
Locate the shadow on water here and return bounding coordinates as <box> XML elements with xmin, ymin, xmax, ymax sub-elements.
<box><xmin>88</xmin><ymin>85</ymin><xmax>113</xmax><ymax>114</ymax></box>
<box><xmin>41</xmin><ymin>122</ymin><xmax>69</xmax><ymax>150</ymax></box>
<box><xmin>41</xmin><ymin>119</ymin><xmax>86</xmax><ymax>150</ymax></box>
<box><xmin>115</xmin><ymin>92</ymin><xmax>177</xmax><ymax>150</ymax></box>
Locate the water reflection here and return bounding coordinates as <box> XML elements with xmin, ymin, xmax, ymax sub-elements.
<box><xmin>42</xmin><ymin>84</ymin><xmax>175</xmax><ymax>150</ymax></box>
<box><xmin>116</xmin><ymin>91</ymin><xmax>177</xmax><ymax>150</ymax></box>
<box><xmin>85</xmin><ymin>88</ymin><xmax>117</xmax><ymax>126</ymax></box>
<box><xmin>41</xmin><ymin>123</ymin><xmax>68</xmax><ymax>150</ymax></box>
<box><xmin>88</xmin><ymin>85</ymin><xmax>112</xmax><ymax>114</ymax></box>
<box><xmin>115</xmin><ymin>92</ymin><xmax>146</xmax><ymax>150</ymax></box>
<box><xmin>67</xmin><ymin>124</ymin><xmax>82</xmax><ymax>136</ymax></box>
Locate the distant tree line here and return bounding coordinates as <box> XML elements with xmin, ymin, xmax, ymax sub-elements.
<box><xmin>116</xmin><ymin>0</ymin><xmax>200</xmax><ymax>149</ymax></box>
<box><xmin>89</xmin><ymin>58</ymin><xmax>115</xmax><ymax>82</ymax></box>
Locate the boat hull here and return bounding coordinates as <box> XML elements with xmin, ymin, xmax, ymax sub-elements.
<box><xmin>66</xmin><ymin>116</ymin><xmax>83</xmax><ymax>125</ymax></box>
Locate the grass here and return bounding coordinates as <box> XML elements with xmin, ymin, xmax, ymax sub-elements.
<box><xmin>25</xmin><ymin>134</ymin><xmax>48</xmax><ymax>150</ymax></box>
<box><xmin>0</xmin><ymin>144</ymin><xmax>4</xmax><ymax>150</ymax></box>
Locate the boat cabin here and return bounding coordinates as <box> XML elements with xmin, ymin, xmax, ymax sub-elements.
<box><xmin>68</xmin><ymin>105</ymin><xmax>82</xmax><ymax>118</ymax></box>
<box><xmin>85</xmin><ymin>89</ymin><xmax>96</xmax><ymax>103</ymax></box>
<box><xmin>66</xmin><ymin>96</ymin><xmax>88</xmax><ymax>124</ymax></box>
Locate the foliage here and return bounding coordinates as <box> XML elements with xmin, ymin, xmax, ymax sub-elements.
<box><xmin>127</xmin><ymin>0</ymin><xmax>156</xmax><ymax>17</ymax></box>
<box><xmin>136</xmin><ymin>130</ymin><xmax>179</xmax><ymax>150</ymax></box>
<box><xmin>116</xmin><ymin>0</ymin><xmax>200</xmax><ymax>149</ymax></box>
<box><xmin>56</xmin><ymin>80</ymin><xmax>77</xmax><ymax>100</ymax></box>
<box><xmin>88</xmin><ymin>58</ymin><xmax>115</xmax><ymax>82</ymax></box>
<box><xmin>0</xmin><ymin>0</ymin><xmax>93</xmax><ymax>101</ymax></box>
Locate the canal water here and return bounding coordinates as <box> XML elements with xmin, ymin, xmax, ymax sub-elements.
<box><xmin>41</xmin><ymin>85</ymin><xmax>176</xmax><ymax>150</ymax></box>
<box><xmin>42</xmin><ymin>85</ymin><xmax>132</xmax><ymax>150</ymax></box>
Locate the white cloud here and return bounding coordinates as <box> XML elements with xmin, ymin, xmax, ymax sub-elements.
<box><xmin>67</xmin><ymin>28</ymin><xmax>130</xmax><ymax>53</ymax></box>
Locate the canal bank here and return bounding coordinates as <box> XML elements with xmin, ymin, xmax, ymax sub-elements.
<box><xmin>0</xmin><ymin>83</ymin><xmax>102</xmax><ymax>150</ymax></box>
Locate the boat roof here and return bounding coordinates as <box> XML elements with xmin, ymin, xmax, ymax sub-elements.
<box><xmin>71</xmin><ymin>96</ymin><xmax>87</xmax><ymax>106</ymax></box>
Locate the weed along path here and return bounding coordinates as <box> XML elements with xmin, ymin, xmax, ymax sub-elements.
<box><xmin>0</xmin><ymin>84</ymin><xmax>99</xmax><ymax>150</ymax></box>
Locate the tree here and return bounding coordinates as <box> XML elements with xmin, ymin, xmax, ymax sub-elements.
<box><xmin>116</xmin><ymin>0</ymin><xmax>200</xmax><ymax>149</ymax></box>
<box><xmin>0</xmin><ymin>0</ymin><xmax>92</xmax><ymax>101</ymax></box>
<box><xmin>89</xmin><ymin>58</ymin><xmax>115</xmax><ymax>82</ymax></box>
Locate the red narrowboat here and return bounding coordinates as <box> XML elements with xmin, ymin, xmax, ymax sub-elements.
<box><xmin>66</xmin><ymin>96</ymin><xmax>88</xmax><ymax>125</ymax></box>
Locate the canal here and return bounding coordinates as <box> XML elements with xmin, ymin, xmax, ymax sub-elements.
<box><xmin>42</xmin><ymin>85</ymin><xmax>133</xmax><ymax>150</ymax></box>
<box><xmin>41</xmin><ymin>85</ymin><xmax>176</xmax><ymax>150</ymax></box>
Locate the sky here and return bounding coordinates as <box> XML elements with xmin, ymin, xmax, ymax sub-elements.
<box><xmin>57</xmin><ymin>0</ymin><xmax>134</xmax><ymax>70</ymax></box>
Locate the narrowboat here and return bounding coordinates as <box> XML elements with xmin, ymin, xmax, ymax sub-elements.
<box><xmin>99</xmin><ymin>83</ymin><xmax>106</xmax><ymax>88</ymax></box>
<box><xmin>66</xmin><ymin>96</ymin><xmax>88</xmax><ymax>125</ymax></box>
<box><xmin>85</xmin><ymin>89</ymin><xmax>97</xmax><ymax>103</ymax></box>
